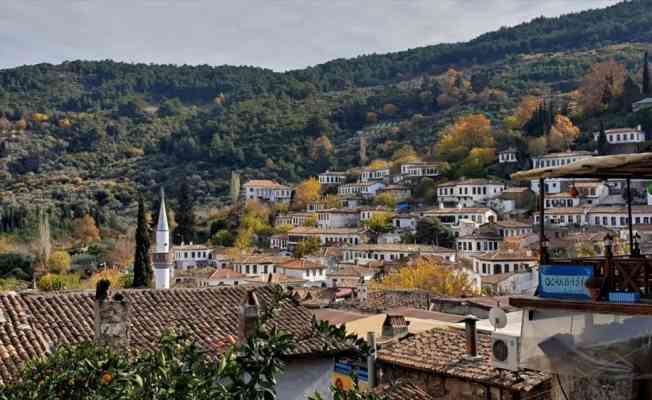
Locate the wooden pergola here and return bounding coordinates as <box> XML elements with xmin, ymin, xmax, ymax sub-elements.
<box><xmin>511</xmin><ymin>153</ymin><xmax>652</xmax><ymax>299</ymax></box>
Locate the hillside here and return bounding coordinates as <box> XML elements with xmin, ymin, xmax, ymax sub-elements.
<box><xmin>1</xmin><ymin>0</ymin><xmax>652</xmax><ymax>232</ymax></box>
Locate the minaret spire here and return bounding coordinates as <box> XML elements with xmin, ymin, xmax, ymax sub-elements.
<box><xmin>153</xmin><ymin>187</ymin><xmax>172</xmax><ymax>289</ymax></box>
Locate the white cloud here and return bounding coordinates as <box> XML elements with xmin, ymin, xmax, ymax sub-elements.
<box><xmin>0</xmin><ymin>0</ymin><xmax>619</xmax><ymax>71</ymax></box>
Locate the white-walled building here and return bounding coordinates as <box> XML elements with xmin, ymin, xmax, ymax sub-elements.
<box><xmin>391</xmin><ymin>214</ymin><xmax>418</xmax><ymax>232</ymax></box>
<box><xmin>534</xmin><ymin>205</ymin><xmax>652</xmax><ymax>228</ymax></box>
<box><xmin>278</xmin><ymin>259</ymin><xmax>327</xmax><ymax>282</ymax></box>
<box><xmin>436</xmin><ymin>179</ymin><xmax>506</xmax><ymax>208</ymax></box>
<box><xmin>317</xmin><ymin>208</ymin><xmax>360</xmax><ymax>229</ymax></box>
<box><xmin>173</xmin><ymin>243</ymin><xmax>214</xmax><ymax>270</ymax></box>
<box><xmin>378</xmin><ymin>185</ymin><xmax>412</xmax><ymax>201</ymax></box>
<box><xmin>318</xmin><ymin>171</ymin><xmax>348</xmax><ymax>186</ymax></box>
<box><xmin>456</xmin><ymin>231</ymin><xmax>502</xmax><ymax>257</ymax></box>
<box><xmin>530</xmin><ymin>151</ymin><xmax>593</xmax><ymax>169</ymax></box>
<box><xmin>281</xmin><ymin>227</ymin><xmax>368</xmax><ymax>249</ymax></box>
<box><xmin>275</xmin><ymin>212</ymin><xmax>317</xmax><ymax>227</ymax></box>
<box><xmin>231</xmin><ymin>255</ymin><xmax>293</xmax><ymax>277</ymax></box>
<box><xmin>544</xmin><ymin>192</ymin><xmax>581</xmax><ymax>209</ymax></box>
<box><xmin>360</xmin><ymin>207</ymin><xmax>391</xmax><ymax>222</ymax></box>
<box><xmin>481</xmin><ymin>271</ymin><xmax>539</xmax><ymax>296</ymax></box>
<box><xmin>399</xmin><ymin>162</ymin><xmax>445</xmax><ymax>178</ymax></box>
<box><xmin>243</xmin><ymin>180</ymin><xmax>292</xmax><ymax>203</ymax></box>
<box><xmin>498</xmin><ymin>148</ymin><xmax>518</xmax><ymax>164</ymax></box>
<box><xmin>360</xmin><ymin>167</ymin><xmax>390</xmax><ymax>182</ymax></box>
<box><xmin>471</xmin><ymin>249</ymin><xmax>538</xmax><ymax>276</ymax></box>
<box><xmin>593</xmin><ymin>126</ymin><xmax>645</xmax><ymax>144</ymax></box>
<box><xmin>206</xmin><ymin>268</ymin><xmax>246</xmax><ymax>286</ymax></box>
<box><xmin>338</xmin><ymin>182</ymin><xmax>384</xmax><ymax>198</ymax></box>
<box><xmin>494</xmin><ymin>220</ymin><xmax>533</xmax><ymax>238</ymax></box>
<box><xmin>342</xmin><ymin>243</ymin><xmax>457</xmax><ymax>264</ymax></box>
<box><xmin>420</xmin><ymin>207</ymin><xmax>498</xmax><ymax>232</ymax></box>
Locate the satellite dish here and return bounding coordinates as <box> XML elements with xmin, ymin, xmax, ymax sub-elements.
<box><xmin>489</xmin><ymin>307</ymin><xmax>508</xmax><ymax>330</ymax></box>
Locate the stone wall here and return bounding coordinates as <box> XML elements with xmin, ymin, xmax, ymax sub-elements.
<box><xmin>367</xmin><ymin>289</ymin><xmax>430</xmax><ymax>310</ymax></box>
<box><xmin>553</xmin><ymin>375</ymin><xmax>636</xmax><ymax>400</ymax></box>
<box><xmin>94</xmin><ymin>299</ymin><xmax>129</xmax><ymax>353</ymax></box>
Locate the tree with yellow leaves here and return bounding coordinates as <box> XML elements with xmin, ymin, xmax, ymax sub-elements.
<box><xmin>548</xmin><ymin>115</ymin><xmax>580</xmax><ymax>151</ymax></box>
<box><xmin>376</xmin><ymin>257</ymin><xmax>474</xmax><ymax>297</ymax></box>
<box><xmin>367</xmin><ymin>159</ymin><xmax>389</xmax><ymax>170</ymax></box>
<box><xmin>578</xmin><ymin>59</ymin><xmax>626</xmax><ymax>115</ymax></box>
<box><xmin>73</xmin><ymin>215</ymin><xmax>101</xmax><ymax>247</ymax></box>
<box><xmin>435</xmin><ymin>114</ymin><xmax>495</xmax><ymax>162</ymax></box>
<box><xmin>293</xmin><ymin>178</ymin><xmax>321</xmax><ymax>210</ymax></box>
<box><xmin>0</xmin><ymin>237</ymin><xmax>14</xmax><ymax>253</ymax></box>
<box><xmin>459</xmin><ymin>147</ymin><xmax>496</xmax><ymax>177</ymax></box>
<box><xmin>48</xmin><ymin>251</ymin><xmax>72</xmax><ymax>274</ymax></box>
<box><xmin>509</xmin><ymin>96</ymin><xmax>542</xmax><ymax>129</ymax></box>
<box><xmin>310</xmin><ymin>135</ymin><xmax>333</xmax><ymax>160</ymax></box>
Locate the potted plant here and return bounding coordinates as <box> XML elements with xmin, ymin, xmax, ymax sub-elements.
<box><xmin>585</xmin><ymin>276</ymin><xmax>603</xmax><ymax>301</ymax></box>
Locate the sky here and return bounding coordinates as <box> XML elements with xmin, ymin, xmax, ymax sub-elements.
<box><xmin>0</xmin><ymin>0</ymin><xmax>621</xmax><ymax>72</ymax></box>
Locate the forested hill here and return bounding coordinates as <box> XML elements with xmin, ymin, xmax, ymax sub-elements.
<box><xmin>0</xmin><ymin>0</ymin><xmax>652</xmax><ymax>228</ymax></box>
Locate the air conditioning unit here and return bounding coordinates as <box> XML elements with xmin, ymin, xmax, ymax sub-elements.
<box><xmin>491</xmin><ymin>332</ymin><xmax>520</xmax><ymax>371</ymax></box>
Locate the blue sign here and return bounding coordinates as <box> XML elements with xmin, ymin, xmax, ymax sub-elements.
<box><xmin>539</xmin><ymin>265</ymin><xmax>594</xmax><ymax>300</ymax></box>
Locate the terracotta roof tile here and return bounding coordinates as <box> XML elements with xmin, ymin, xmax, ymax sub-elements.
<box><xmin>0</xmin><ymin>286</ymin><xmax>349</xmax><ymax>385</ymax></box>
<box><xmin>373</xmin><ymin>381</ymin><xmax>435</xmax><ymax>400</ymax></box>
<box><xmin>377</xmin><ymin>327</ymin><xmax>549</xmax><ymax>391</ymax></box>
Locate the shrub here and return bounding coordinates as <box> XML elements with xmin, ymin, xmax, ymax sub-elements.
<box><xmin>37</xmin><ymin>273</ymin><xmax>81</xmax><ymax>292</ymax></box>
<box><xmin>48</xmin><ymin>250</ymin><xmax>72</xmax><ymax>274</ymax></box>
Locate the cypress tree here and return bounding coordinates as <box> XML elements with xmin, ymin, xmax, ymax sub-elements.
<box><xmin>597</xmin><ymin>121</ymin><xmax>609</xmax><ymax>155</ymax></box>
<box><xmin>644</xmin><ymin>51</ymin><xmax>650</xmax><ymax>96</ymax></box>
<box><xmin>133</xmin><ymin>196</ymin><xmax>151</xmax><ymax>288</ymax></box>
<box><xmin>174</xmin><ymin>180</ymin><xmax>195</xmax><ymax>245</ymax></box>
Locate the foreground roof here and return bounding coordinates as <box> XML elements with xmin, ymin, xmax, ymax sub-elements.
<box><xmin>373</xmin><ymin>381</ymin><xmax>435</xmax><ymax>400</ymax></box>
<box><xmin>0</xmin><ymin>286</ymin><xmax>348</xmax><ymax>385</ymax></box>
<box><xmin>377</xmin><ymin>327</ymin><xmax>549</xmax><ymax>392</ymax></box>
<box><xmin>512</xmin><ymin>153</ymin><xmax>652</xmax><ymax>180</ymax></box>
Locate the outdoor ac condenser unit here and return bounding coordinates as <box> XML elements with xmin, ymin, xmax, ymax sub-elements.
<box><xmin>491</xmin><ymin>332</ymin><xmax>520</xmax><ymax>371</ymax></box>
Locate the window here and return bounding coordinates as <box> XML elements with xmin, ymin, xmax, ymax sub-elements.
<box><xmin>246</xmin><ymin>265</ymin><xmax>250</xmax><ymax>274</ymax></box>
<box><xmin>611</xmin><ymin>217</ymin><xmax>617</xmax><ymax>226</ymax></box>
<box><xmin>253</xmin><ymin>265</ymin><xmax>258</xmax><ymax>274</ymax></box>
<box><xmin>494</xmin><ymin>264</ymin><xmax>502</xmax><ymax>274</ymax></box>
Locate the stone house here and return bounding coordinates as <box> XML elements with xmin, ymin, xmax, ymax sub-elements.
<box><xmin>376</xmin><ymin>326</ymin><xmax>551</xmax><ymax>400</ymax></box>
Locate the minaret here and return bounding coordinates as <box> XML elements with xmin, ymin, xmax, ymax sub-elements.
<box><xmin>153</xmin><ymin>188</ymin><xmax>172</xmax><ymax>289</ymax></box>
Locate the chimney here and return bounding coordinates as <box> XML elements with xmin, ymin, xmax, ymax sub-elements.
<box><xmin>239</xmin><ymin>290</ymin><xmax>260</xmax><ymax>340</ymax></box>
<box><xmin>462</xmin><ymin>315</ymin><xmax>480</xmax><ymax>359</ymax></box>
<box><xmin>94</xmin><ymin>280</ymin><xmax>129</xmax><ymax>353</ymax></box>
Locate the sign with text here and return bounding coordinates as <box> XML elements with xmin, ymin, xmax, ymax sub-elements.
<box><xmin>539</xmin><ymin>265</ymin><xmax>594</xmax><ymax>300</ymax></box>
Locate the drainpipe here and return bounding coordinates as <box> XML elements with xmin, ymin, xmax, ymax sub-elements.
<box><xmin>367</xmin><ymin>331</ymin><xmax>377</xmax><ymax>389</ymax></box>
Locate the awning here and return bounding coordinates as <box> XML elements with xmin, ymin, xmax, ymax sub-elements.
<box><xmin>511</xmin><ymin>153</ymin><xmax>652</xmax><ymax>181</ymax></box>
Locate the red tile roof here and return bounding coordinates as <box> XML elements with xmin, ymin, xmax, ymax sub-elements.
<box><xmin>373</xmin><ymin>381</ymin><xmax>435</xmax><ymax>400</ymax></box>
<box><xmin>377</xmin><ymin>327</ymin><xmax>549</xmax><ymax>391</ymax></box>
<box><xmin>0</xmin><ymin>287</ymin><xmax>348</xmax><ymax>385</ymax></box>
<box><xmin>208</xmin><ymin>268</ymin><xmax>245</xmax><ymax>280</ymax></box>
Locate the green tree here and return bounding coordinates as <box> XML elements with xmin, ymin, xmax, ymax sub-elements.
<box><xmin>293</xmin><ymin>237</ymin><xmax>321</xmax><ymax>258</ymax></box>
<box><xmin>133</xmin><ymin>196</ymin><xmax>151</xmax><ymax>288</ymax></box>
<box><xmin>174</xmin><ymin>180</ymin><xmax>195</xmax><ymax>244</ymax></box>
<box><xmin>622</xmin><ymin>76</ymin><xmax>641</xmax><ymax>112</ymax></box>
<box><xmin>415</xmin><ymin>217</ymin><xmax>455</xmax><ymax>247</ymax></box>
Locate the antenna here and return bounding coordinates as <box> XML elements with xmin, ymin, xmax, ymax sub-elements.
<box><xmin>489</xmin><ymin>307</ymin><xmax>508</xmax><ymax>331</ymax></box>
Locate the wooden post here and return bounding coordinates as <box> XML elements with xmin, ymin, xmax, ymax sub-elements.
<box><xmin>627</xmin><ymin>178</ymin><xmax>634</xmax><ymax>257</ymax></box>
<box><xmin>539</xmin><ymin>178</ymin><xmax>547</xmax><ymax>264</ymax></box>
<box><xmin>367</xmin><ymin>332</ymin><xmax>377</xmax><ymax>389</ymax></box>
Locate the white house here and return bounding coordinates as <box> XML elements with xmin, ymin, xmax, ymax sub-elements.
<box><xmin>378</xmin><ymin>185</ymin><xmax>412</xmax><ymax>201</ymax></box>
<box><xmin>420</xmin><ymin>207</ymin><xmax>498</xmax><ymax>233</ymax></box>
<box><xmin>283</xmin><ymin>227</ymin><xmax>368</xmax><ymax>248</ymax></box>
<box><xmin>231</xmin><ymin>255</ymin><xmax>293</xmax><ymax>277</ymax></box>
<box><xmin>243</xmin><ymin>180</ymin><xmax>292</xmax><ymax>203</ymax></box>
<box><xmin>456</xmin><ymin>230</ymin><xmax>502</xmax><ymax>257</ymax></box>
<box><xmin>173</xmin><ymin>243</ymin><xmax>214</xmax><ymax>270</ymax></box>
<box><xmin>494</xmin><ymin>220</ymin><xmax>533</xmax><ymax>238</ymax></box>
<box><xmin>399</xmin><ymin>162</ymin><xmax>445</xmax><ymax>178</ymax></box>
<box><xmin>317</xmin><ymin>208</ymin><xmax>360</xmax><ymax>229</ymax></box>
<box><xmin>359</xmin><ymin>207</ymin><xmax>391</xmax><ymax>222</ymax></box>
<box><xmin>338</xmin><ymin>182</ymin><xmax>384</xmax><ymax>198</ymax></box>
<box><xmin>278</xmin><ymin>259</ymin><xmax>327</xmax><ymax>282</ymax></box>
<box><xmin>206</xmin><ymin>268</ymin><xmax>246</xmax><ymax>286</ymax></box>
<box><xmin>471</xmin><ymin>248</ymin><xmax>538</xmax><ymax>276</ymax></box>
<box><xmin>593</xmin><ymin>126</ymin><xmax>645</xmax><ymax>144</ymax></box>
<box><xmin>391</xmin><ymin>214</ymin><xmax>418</xmax><ymax>232</ymax></box>
<box><xmin>436</xmin><ymin>179</ymin><xmax>506</xmax><ymax>208</ymax></box>
<box><xmin>544</xmin><ymin>192</ymin><xmax>581</xmax><ymax>209</ymax></box>
<box><xmin>318</xmin><ymin>170</ymin><xmax>348</xmax><ymax>186</ymax></box>
<box><xmin>498</xmin><ymin>148</ymin><xmax>518</xmax><ymax>164</ymax></box>
<box><xmin>342</xmin><ymin>243</ymin><xmax>457</xmax><ymax>264</ymax></box>
<box><xmin>530</xmin><ymin>151</ymin><xmax>593</xmax><ymax>169</ymax></box>
<box><xmin>360</xmin><ymin>167</ymin><xmax>390</xmax><ymax>182</ymax></box>
<box><xmin>275</xmin><ymin>212</ymin><xmax>316</xmax><ymax>227</ymax></box>
<box><xmin>534</xmin><ymin>205</ymin><xmax>652</xmax><ymax>228</ymax></box>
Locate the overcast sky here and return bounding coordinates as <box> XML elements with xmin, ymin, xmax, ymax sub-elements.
<box><xmin>0</xmin><ymin>0</ymin><xmax>620</xmax><ymax>72</ymax></box>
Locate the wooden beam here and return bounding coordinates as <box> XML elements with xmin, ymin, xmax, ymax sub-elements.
<box><xmin>509</xmin><ymin>296</ymin><xmax>652</xmax><ymax>316</ymax></box>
